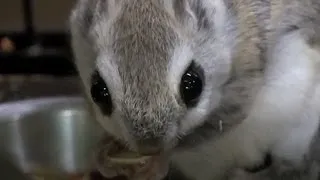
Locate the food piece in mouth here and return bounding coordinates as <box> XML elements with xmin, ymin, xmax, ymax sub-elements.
<box><xmin>108</xmin><ymin>151</ymin><xmax>151</xmax><ymax>164</ymax></box>
<box><xmin>94</xmin><ymin>135</ymin><xmax>170</xmax><ymax>180</ymax></box>
<box><xmin>100</xmin><ymin>136</ymin><xmax>151</xmax><ymax>164</ymax></box>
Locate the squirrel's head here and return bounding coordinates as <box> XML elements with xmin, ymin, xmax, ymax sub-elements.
<box><xmin>70</xmin><ymin>0</ymin><xmax>236</xmax><ymax>155</ymax></box>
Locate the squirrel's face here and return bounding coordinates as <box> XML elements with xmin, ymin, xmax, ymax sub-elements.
<box><xmin>70</xmin><ymin>0</ymin><xmax>235</xmax><ymax>155</ymax></box>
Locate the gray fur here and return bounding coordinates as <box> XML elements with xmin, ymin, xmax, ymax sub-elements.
<box><xmin>111</xmin><ymin>0</ymin><xmax>181</xmax><ymax>145</ymax></box>
<box><xmin>69</xmin><ymin>0</ymin><xmax>320</xmax><ymax>179</ymax></box>
<box><xmin>70</xmin><ymin>0</ymin><xmax>243</xmax><ymax>149</ymax></box>
<box><xmin>269</xmin><ymin>0</ymin><xmax>320</xmax><ymax>44</ymax></box>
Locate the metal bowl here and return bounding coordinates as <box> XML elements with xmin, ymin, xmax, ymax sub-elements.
<box><xmin>0</xmin><ymin>97</ymin><xmax>104</xmax><ymax>178</ymax></box>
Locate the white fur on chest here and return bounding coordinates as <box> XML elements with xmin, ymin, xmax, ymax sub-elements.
<box><xmin>170</xmin><ymin>30</ymin><xmax>320</xmax><ymax>180</ymax></box>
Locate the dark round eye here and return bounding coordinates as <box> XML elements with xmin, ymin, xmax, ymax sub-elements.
<box><xmin>180</xmin><ymin>62</ymin><xmax>203</xmax><ymax>107</ymax></box>
<box><xmin>90</xmin><ymin>71</ymin><xmax>113</xmax><ymax>115</ymax></box>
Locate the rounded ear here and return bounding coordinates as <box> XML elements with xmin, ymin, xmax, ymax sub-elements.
<box><xmin>164</xmin><ymin>0</ymin><xmax>216</xmax><ymax>31</ymax></box>
<box><xmin>69</xmin><ymin>0</ymin><xmax>97</xmax><ymax>35</ymax></box>
<box><xmin>69</xmin><ymin>0</ymin><xmax>122</xmax><ymax>36</ymax></box>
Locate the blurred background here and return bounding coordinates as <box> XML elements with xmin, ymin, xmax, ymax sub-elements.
<box><xmin>0</xmin><ymin>1</ymin><xmax>107</xmax><ymax>179</ymax></box>
<box><xmin>0</xmin><ymin>0</ymin><xmax>81</xmax><ymax>103</ymax></box>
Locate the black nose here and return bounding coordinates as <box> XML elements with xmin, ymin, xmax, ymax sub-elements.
<box><xmin>136</xmin><ymin>138</ymin><xmax>164</xmax><ymax>155</ymax></box>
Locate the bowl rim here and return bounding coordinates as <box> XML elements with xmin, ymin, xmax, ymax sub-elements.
<box><xmin>0</xmin><ymin>96</ymin><xmax>85</xmax><ymax>120</ymax></box>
